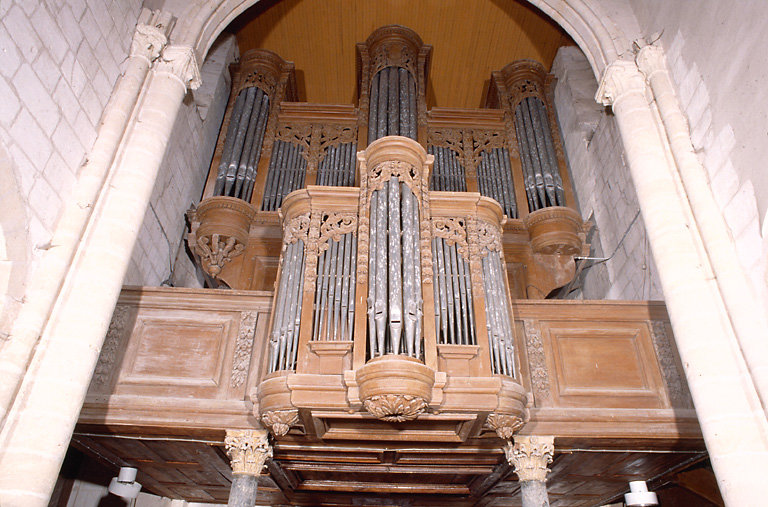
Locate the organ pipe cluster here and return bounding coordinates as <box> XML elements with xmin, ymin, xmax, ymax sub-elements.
<box><xmin>213</xmin><ymin>85</ymin><xmax>270</xmax><ymax>202</ymax></box>
<box><xmin>313</xmin><ymin>229</ymin><xmax>357</xmax><ymax>341</ymax></box>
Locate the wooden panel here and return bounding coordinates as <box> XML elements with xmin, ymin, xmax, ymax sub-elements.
<box><xmin>121</xmin><ymin>318</ymin><xmax>230</xmax><ymax>387</ymax></box>
<box><xmin>231</xmin><ymin>0</ymin><xmax>573</xmax><ymax>108</ymax></box>
<box><xmin>545</xmin><ymin>323</ymin><xmax>665</xmax><ymax>407</ymax></box>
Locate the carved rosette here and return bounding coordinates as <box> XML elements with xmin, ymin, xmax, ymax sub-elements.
<box><xmin>261</xmin><ymin>409</ymin><xmax>299</xmax><ymax>437</ymax></box>
<box><xmin>504</xmin><ymin>435</ymin><xmax>554</xmax><ymax>483</ymax></box>
<box><xmin>188</xmin><ymin>197</ymin><xmax>256</xmax><ymax>279</ymax></box>
<box><xmin>486</xmin><ymin>413</ymin><xmax>525</xmax><ymax>440</ymax></box>
<box><xmin>363</xmin><ymin>394</ymin><xmax>428</xmax><ymax>422</ymax></box>
<box><xmin>224</xmin><ymin>429</ymin><xmax>272</xmax><ymax>476</ymax></box>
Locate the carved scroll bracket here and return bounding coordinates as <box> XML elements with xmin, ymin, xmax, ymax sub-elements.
<box><xmin>432</xmin><ymin>217</ymin><xmax>468</xmax><ymax>259</ymax></box>
<box><xmin>283</xmin><ymin>212</ymin><xmax>311</xmax><ymax>245</ymax></box>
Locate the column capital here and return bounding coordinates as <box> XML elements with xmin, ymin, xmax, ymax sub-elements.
<box><xmin>130</xmin><ymin>9</ymin><xmax>175</xmax><ymax>62</ymax></box>
<box><xmin>636</xmin><ymin>45</ymin><xmax>668</xmax><ymax>80</ymax></box>
<box><xmin>595</xmin><ymin>59</ymin><xmax>646</xmax><ymax>107</ymax></box>
<box><xmin>224</xmin><ymin>429</ymin><xmax>272</xmax><ymax>476</ymax></box>
<box><xmin>155</xmin><ymin>45</ymin><xmax>202</xmax><ymax>90</ymax></box>
<box><xmin>504</xmin><ymin>435</ymin><xmax>554</xmax><ymax>482</ymax></box>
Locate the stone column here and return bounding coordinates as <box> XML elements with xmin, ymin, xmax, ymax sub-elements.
<box><xmin>505</xmin><ymin>435</ymin><xmax>554</xmax><ymax>507</ymax></box>
<box><xmin>596</xmin><ymin>59</ymin><xmax>768</xmax><ymax>506</ymax></box>
<box><xmin>0</xmin><ymin>44</ymin><xmax>200</xmax><ymax>506</ymax></box>
<box><xmin>224</xmin><ymin>429</ymin><xmax>272</xmax><ymax>507</ymax></box>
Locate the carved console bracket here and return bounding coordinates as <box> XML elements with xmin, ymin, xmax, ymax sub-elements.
<box><xmin>224</xmin><ymin>429</ymin><xmax>272</xmax><ymax>476</ymax></box>
<box><xmin>187</xmin><ymin>197</ymin><xmax>257</xmax><ymax>280</ymax></box>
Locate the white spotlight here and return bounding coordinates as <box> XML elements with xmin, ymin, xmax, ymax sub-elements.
<box><xmin>108</xmin><ymin>467</ymin><xmax>142</xmax><ymax>499</ymax></box>
<box><xmin>624</xmin><ymin>480</ymin><xmax>658</xmax><ymax>506</ymax></box>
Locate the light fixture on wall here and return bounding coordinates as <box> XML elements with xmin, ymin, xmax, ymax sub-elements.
<box><xmin>624</xmin><ymin>480</ymin><xmax>658</xmax><ymax>506</ymax></box>
<box><xmin>108</xmin><ymin>467</ymin><xmax>142</xmax><ymax>500</ymax></box>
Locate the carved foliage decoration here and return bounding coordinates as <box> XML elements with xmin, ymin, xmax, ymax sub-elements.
<box><xmin>241</xmin><ymin>70</ymin><xmax>277</xmax><ymax>97</ymax></box>
<box><xmin>650</xmin><ymin>320</ymin><xmax>693</xmax><ymax>408</ymax></box>
<box><xmin>523</xmin><ymin>319</ymin><xmax>551</xmax><ymax>402</ymax></box>
<box><xmin>466</xmin><ymin>217</ymin><xmax>485</xmax><ymax>293</ymax></box>
<box><xmin>363</xmin><ymin>394</ymin><xmax>428</xmax><ymax>422</ymax></box>
<box><xmin>283</xmin><ymin>212</ymin><xmax>310</xmax><ymax>245</ymax></box>
<box><xmin>93</xmin><ymin>304</ymin><xmax>130</xmax><ymax>385</ymax></box>
<box><xmin>318</xmin><ymin>213</ymin><xmax>358</xmax><ymax>250</ymax></box>
<box><xmin>476</xmin><ymin>219</ymin><xmax>503</xmax><ymax>258</ymax></box>
<box><xmin>261</xmin><ymin>409</ymin><xmax>299</xmax><ymax>437</ymax></box>
<box><xmin>231</xmin><ymin>311</ymin><xmax>257</xmax><ymax>388</ymax></box>
<box><xmin>367</xmin><ymin>160</ymin><xmax>421</xmax><ymax>198</ymax></box>
<box><xmin>371</xmin><ymin>41</ymin><xmax>417</xmax><ymax>78</ymax></box>
<box><xmin>428</xmin><ymin>127</ymin><xmax>510</xmax><ymax>175</ymax></box>
<box><xmin>432</xmin><ymin>217</ymin><xmax>468</xmax><ymax>259</ymax></box>
<box><xmin>224</xmin><ymin>429</ymin><xmax>272</xmax><ymax>476</ymax></box>
<box><xmin>276</xmin><ymin>122</ymin><xmax>357</xmax><ymax>175</ymax></box>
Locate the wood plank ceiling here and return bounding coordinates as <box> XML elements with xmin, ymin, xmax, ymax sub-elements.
<box><xmin>229</xmin><ymin>0</ymin><xmax>574</xmax><ymax>108</ymax></box>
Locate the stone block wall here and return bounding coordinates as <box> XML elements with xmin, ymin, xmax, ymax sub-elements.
<box><xmin>0</xmin><ymin>0</ymin><xmax>143</xmax><ymax>336</ymax></box>
<box><xmin>124</xmin><ymin>35</ymin><xmax>237</xmax><ymax>288</ymax></box>
<box><xmin>552</xmin><ymin>46</ymin><xmax>663</xmax><ymax>300</ymax></box>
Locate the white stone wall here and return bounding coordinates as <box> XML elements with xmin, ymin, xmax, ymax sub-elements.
<box><xmin>629</xmin><ymin>0</ymin><xmax>768</xmax><ymax>315</ymax></box>
<box><xmin>124</xmin><ymin>35</ymin><xmax>237</xmax><ymax>287</ymax></box>
<box><xmin>552</xmin><ymin>46</ymin><xmax>663</xmax><ymax>300</ymax></box>
<box><xmin>0</xmin><ymin>0</ymin><xmax>143</xmax><ymax>336</ymax></box>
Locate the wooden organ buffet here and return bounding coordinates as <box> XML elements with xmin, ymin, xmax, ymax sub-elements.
<box><xmin>76</xmin><ymin>26</ymin><xmax>706</xmax><ymax>506</ymax></box>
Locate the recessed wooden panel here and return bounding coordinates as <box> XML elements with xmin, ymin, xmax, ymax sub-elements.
<box><xmin>542</xmin><ymin>322</ymin><xmax>666</xmax><ymax>409</ymax></box>
<box><xmin>122</xmin><ymin>318</ymin><xmax>229</xmax><ymax>387</ymax></box>
<box><xmin>554</xmin><ymin>331</ymin><xmax>647</xmax><ymax>392</ymax></box>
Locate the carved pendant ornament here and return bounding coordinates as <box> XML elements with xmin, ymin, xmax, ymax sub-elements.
<box><xmin>261</xmin><ymin>409</ymin><xmax>299</xmax><ymax>437</ymax></box>
<box><xmin>486</xmin><ymin>413</ymin><xmax>525</xmax><ymax>440</ymax></box>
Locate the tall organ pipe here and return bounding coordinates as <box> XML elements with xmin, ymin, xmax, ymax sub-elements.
<box><xmin>368</xmin><ymin>66</ymin><xmax>418</xmax><ymax>142</ymax></box>
<box><xmin>514</xmin><ymin>96</ymin><xmax>564</xmax><ymax>210</ymax></box>
<box><xmin>367</xmin><ymin>177</ymin><xmax>422</xmax><ymax>359</ymax></box>
<box><xmin>213</xmin><ymin>86</ymin><xmax>270</xmax><ymax>202</ymax></box>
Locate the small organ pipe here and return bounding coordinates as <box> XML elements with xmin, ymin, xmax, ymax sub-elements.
<box><xmin>376</xmin><ymin>68</ymin><xmax>388</xmax><ymax>140</ymax></box>
<box><xmin>388</xmin><ymin>67</ymin><xmax>399</xmax><ymax>136</ymax></box>
<box><xmin>368</xmin><ymin>72</ymin><xmax>380</xmax><ymax>144</ymax></box>
<box><xmin>500</xmin><ymin>147</ymin><xmax>517</xmax><ymax>218</ymax></box>
<box><xmin>398</xmin><ymin>68</ymin><xmax>409</xmax><ymax>137</ymax></box>
<box><xmin>408</xmin><ymin>76</ymin><xmax>417</xmax><ymax>140</ymax></box>
<box><xmin>346</xmin><ymin>236</ymin><xmax>357</xmax><ymax>341</ymax></box>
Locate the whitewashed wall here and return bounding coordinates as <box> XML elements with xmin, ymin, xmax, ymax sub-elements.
<box><xmin>552</xmin><ymin>46</ymin><xmax>663</xmax><ymax>300</ymax></box>
<box><xmin>0</xmin><ymin>0</ymin><xmax>143</xmax><ymax>337</ymax></box>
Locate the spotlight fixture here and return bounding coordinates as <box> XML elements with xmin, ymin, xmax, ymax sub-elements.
<box><xmin>624</xmin><ymin>480</ymin><xmax>658</xmax><ymax>507</ymax></box>
<box><xmin>108</xmin><ymin>467</ymin><xmax>142</xmax><ymax>500</ymax></box>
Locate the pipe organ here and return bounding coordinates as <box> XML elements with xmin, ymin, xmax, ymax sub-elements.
<box><xmin>186</xmin><ymin>25</ymin><xmax>587</xmax><ymax>436</ymax></box>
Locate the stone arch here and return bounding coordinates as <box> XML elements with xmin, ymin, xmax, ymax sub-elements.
<box><xmin>168</xmin><ymin>0</ymin><xmax>639</xmax><ymax>80</ymax></box>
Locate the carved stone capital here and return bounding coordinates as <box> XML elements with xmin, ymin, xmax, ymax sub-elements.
<box><xmin>504</xmin><ymin>435</ymin><xmax>554</xmax><ymax>482</ymax></box>
<box><xmin>224</xmin><ymin>429</ymin><xmax>272</xmax><ymax>476</ymax></box>
<box><xmin>636</xmin><ymin>45</ymin><xmax>668</xmax><ymax>80</ymax></box>
<box><xmin>156</xmin><ymin>45</ymin><xmax>202</xmax><ymax>90</ymax></box>
<box><xmin>486</xmin><ymin>413</ymin><xmax>525</xmax><ymax>440</ymax></box>
<box><xmin>261</xmin><ymin>409</ymin><xmax>299</xmax><ymax>437</ymax></box>
<box><xmin>595</xmin><ymin>59</ymin><xmax>646</xmax><ymax>107</ymax></box>
<box><xmin>130</xmin><ymin>9</ymin><xmax>174</xmax><ymax>62</ymax></box>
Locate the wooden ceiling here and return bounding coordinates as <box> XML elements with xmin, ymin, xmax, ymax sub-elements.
<box><xmin>229</xmin><ymin>0</ymin><xmax>574</xmax><ymax>108</ymax></box>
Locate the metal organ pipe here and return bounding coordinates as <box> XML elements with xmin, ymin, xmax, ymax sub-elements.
<box><xmin>514</xmin><ymin>96</ymin><xmax>564</xmax><ymax>210</ymax></box>
<box><xmin>262</xmin><ymin>141</ymin><xmax>308</xmax><ymax>211</ymax></box>
<box><xmin>269</xmin><ymin>237</ymin><xmax>306</xmax><ymax>373</ymax></box>
<box><xmin>213</xmin><ymin>86</ymin><xmax>270</xmax><ymax>202</ymax></box>
<box><xmin>368</xmin><ymin>66</ymin><xmax>418</xmax><ymax>142</ymax></box>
